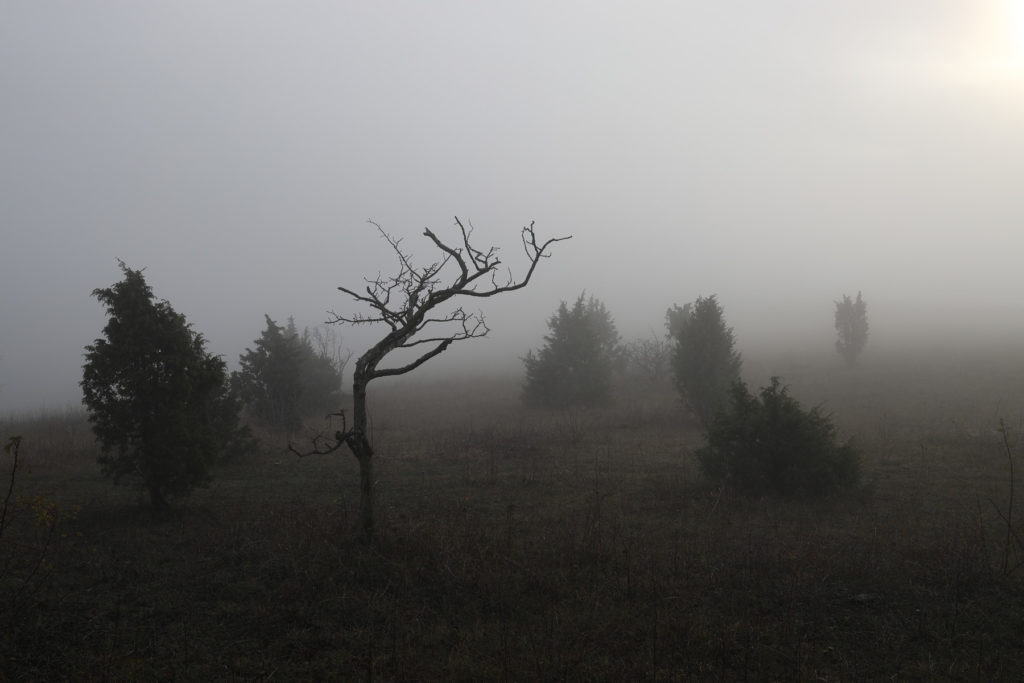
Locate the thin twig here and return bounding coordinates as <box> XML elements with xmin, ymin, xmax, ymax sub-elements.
<box><xmin>1</xmin><ymin>436</ymin><xmax>23</xmax><ymax>537</ymax></box>
<box><xmin>997</xmin><ymin>419</ymin><xmax>1016</xmax><ymax>574</ymax></box>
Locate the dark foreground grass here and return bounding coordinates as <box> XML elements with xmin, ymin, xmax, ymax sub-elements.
<box><xmin>3</xmin><ymin>349</ymin><xmax>1024</xmax><ymax>680</ymax></box>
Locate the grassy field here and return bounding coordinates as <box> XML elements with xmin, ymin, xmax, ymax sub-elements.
<box><xmin>2</xmin><ymin>345</ymin><xmax>1024</xmax><ymax>680</ymax></box>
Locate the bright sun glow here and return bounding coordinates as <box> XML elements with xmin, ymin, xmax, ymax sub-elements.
<box><xmin>981</xmin><ymin>0</ymin><xmax>1024</xmax><ymax>76</ymax></box>
<box><xmin>1006</xmin><ymin>0</ymin><xmax>1024</xmax><ymax>68</ymax></box>
<box><xmin>940</xmin><ymin>0</ymin><xmax>1024</xmax><ymax>87</ymax></box>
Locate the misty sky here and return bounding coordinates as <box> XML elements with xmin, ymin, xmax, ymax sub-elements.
<box><xmin>3</xmin><ymin>1</ymin><xmax>1024</xmax><ymax>413</ymax></box>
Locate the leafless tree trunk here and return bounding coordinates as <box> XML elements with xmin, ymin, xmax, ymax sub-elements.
<box><xmin>291</xmin><ymin>217</ymin><xmax>569</xmax><ymax>542</ymax></box>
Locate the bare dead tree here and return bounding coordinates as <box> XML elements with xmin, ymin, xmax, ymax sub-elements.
<box><xmin>625</xmin><ymin>332</ymin><xmax>671</xmax><ymax>382</ymax></box>
<box><xmin>290</xmin><ymin>217</ymin><xmax>570</xmax><ymax>542</ymax></box>
<box><xmin>307</xmin><ymin>325</ymin><xmax>353</xmax><ymax>389</ymax></box>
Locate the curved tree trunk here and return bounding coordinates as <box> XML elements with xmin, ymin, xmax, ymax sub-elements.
<box><xmin>353</xmin><ymin>440</ymin><xmax>374</xmax><ymax>543</ymax></box>
<box><xmin>349</xmin><ymin>371</ymin><xmax>375</xmax><ymax>542</ymax></box>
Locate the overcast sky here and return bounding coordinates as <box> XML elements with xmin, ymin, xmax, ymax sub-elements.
<box><xmin>2</xmin><ymin>1</ymin><xmax>1024</xmax><ymax>413</ymax></box>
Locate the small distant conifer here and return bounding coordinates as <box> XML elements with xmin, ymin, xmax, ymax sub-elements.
<box><xmin>522</xmin><ymin>294</ymin><xmax>620</xmax><ymax>408</ymax></box>
<box><xmin>834</xmin><ymin>291</ymin><xmax>868</xmax><ymax>365</ymax></box>
<box><xmin>666</xmin><ymin>295</ymin><xmax>742</xmax><ymax>426</ymax></box>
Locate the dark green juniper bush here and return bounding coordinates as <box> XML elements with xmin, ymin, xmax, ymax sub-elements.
<box><xmin>696</xmin><ymin>377</ymin><xmax>861</xmax><ymax>497</ymax></box>
<box><xmin>81</xmin><ymin>262</ymin><xmax>250</xmax><ymax>512</ymax></box>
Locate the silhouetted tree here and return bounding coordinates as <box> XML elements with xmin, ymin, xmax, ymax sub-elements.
<box><xmin>666</xmin><ymin>295</ymin><xmax>742</xmax><ymax>426</ymax></box>
<box><xmin>522</xmin><ymin>293</ymin><xmax>619</xmax><ymax>407</ymax></box>
<box><xmin>81</xmin><ymin>262</ymin><xmax>248</xmax><ymax>512</ymax></box>
<box><xmin>291</xmin><ymin>217</ymin><xmax>569</xmax><ymax>542</ymax></box>
<box><xmin>834</xmin><ymin>291</ymin><xmax>868</xmax><ymax>365</ymax></box>
<box><xmin>233</xmin><ymin>317</ymin><xmax>345</xmax><ymax>433</ymax></box>
<box><xmin>233</xmin><ymin>316</ymin><xmax>305</xmax><ymax>433</ymax></box>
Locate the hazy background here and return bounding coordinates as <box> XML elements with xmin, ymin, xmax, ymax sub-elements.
<box><xmin>2</xmin><ymin>1</ymin><xmax>1024</xmax><ymax>414</ymax></box>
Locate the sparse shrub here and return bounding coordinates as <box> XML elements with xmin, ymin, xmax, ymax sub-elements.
<box><xmin>1</xmin><ymin>436</ymin><xmax>74</xmax><ymax>612</ymax></box>
<box><xmin>666</xmin><ymin>295</ymin><xmax>741</xmax><ymax>425</ymax></box>
<box><xmin>695</xmin><ymin>377</ymin><xmax>860</xmax><ymax>496</ymax></box>
<box><xmin>295</xmin><ymin>323</ymin><xmax>348</xmax><ymax>415</ymax></box>
<box><xmin>623</xmin><ymin>334</ymin><xmax>671</xmax><ymax>382</ymax></box>
<box><xmin>81</xmin><ymin>262</ymin><xmax>250</xmax><ymax>511</ymax></box>
<box><xmin>834</xmin><ymin>291</ymin><xmax>868</xmax><ymax>365</ymax></box>
<box><xmin>303</xmin><ymin>325</ymin><xmax>352</xmax><ymax>401</ymax></box>
<box><xmin>522</xmin><ymin>293</ymin><xmax>620</xmax><ymax>408</ymax></box>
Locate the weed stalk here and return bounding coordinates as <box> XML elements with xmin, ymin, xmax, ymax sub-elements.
<box><xmin>1</xmin><ymin>435</ymin><xmax>23</xmax><ymax>538</ymax></box>
<box><xmin>992</xmin><ymin>419</ymin><xmax>1024</xmax><ymax>575</ymax></box>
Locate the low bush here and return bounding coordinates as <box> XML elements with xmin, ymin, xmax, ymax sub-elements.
<box><xmin>696</xmin><ymin>377</ymin><xmax>860</xmax><ymax>496</ymax></box>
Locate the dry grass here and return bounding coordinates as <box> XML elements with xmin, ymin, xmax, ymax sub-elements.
<box><xmin>2</xmin><ymin>347</ymin><xmax>1024</xmax><ymax>680</ymax></box>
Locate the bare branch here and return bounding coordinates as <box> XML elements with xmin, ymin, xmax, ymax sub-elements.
<box><xmin>399</xmin><ymin>315</ymin><xmax>489</xmax><ymax>347</ymax></box>
<box><xmin>456</xmin><ymin>217</ymin><xmax>497</xmax><ymax>271</ymax></box>
<box><xmin>370</xmin><ymin>339</ymin><xmax>452</xmax><ymax>379</ymax></box>
<box><xmin>422</xmin><ymin>227</ymin><xmax>469</xmax><ymax>285</ymax></box>
<box><xmin>457</xmin><ymin>221</ymin><xmax>572</xmax><ymax>298</ymax></box>
<box><xmin>328</xmin><ymin>218</ymin><xmax>569</xmax><ymax>378</ymax></box>
<box><xmin>333</xmin><ymin>219</ymin><xmax>569</xmax><ymax>336</ymax></box>
<box><xmin>369</xmin><ymin>220</ymin><xmax>417</xmax><ymax>280</ymax></box>
<box><xmin>288</xmin><ymin>434</ymin><xmax>348</xmax><ymax>458</ymax></box>
<box><xmin>288</xmin><ymin>411</ymin><xmax>353</xmax><ymax>458</ymax></box>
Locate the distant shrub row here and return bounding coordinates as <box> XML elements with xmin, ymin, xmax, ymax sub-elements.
<box><xmin>522</xmin><ymin>292</ymin><xmax>862</xmax><ymax>498</ymax></box>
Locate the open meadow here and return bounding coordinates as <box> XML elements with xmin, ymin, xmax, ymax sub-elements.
<box><xmin>3</xmin><ymin>344</ymin><xmax>1024</xmax><ymax>680</ymax></box>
